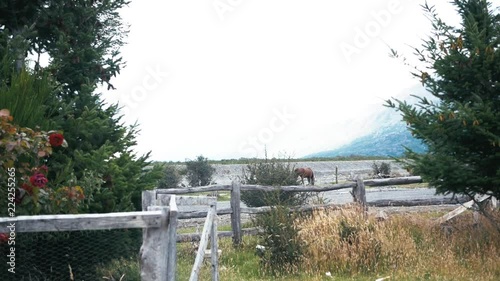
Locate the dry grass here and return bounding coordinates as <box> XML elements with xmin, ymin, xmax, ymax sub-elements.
<box><xmin>296</xmin><ymin>205</ymin><xmax>500</xmax><ymax>280</ymax></box>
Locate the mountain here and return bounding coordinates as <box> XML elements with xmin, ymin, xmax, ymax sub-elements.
<box><xmin>306</xmin><ymin>90</ymin><xmax>431</xmax><ymax>158</ymax></box>
<box><xmin>306</xmin><ymin>121</ymin><xmax>427</xmax><ymax>158</ymax></box>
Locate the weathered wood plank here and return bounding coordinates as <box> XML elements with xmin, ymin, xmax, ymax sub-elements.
<box><xmin>368</xmin><ymin>197</ymin><xmax>469</xmax><ymax>207</ymax></box>
<box><xmin>140</xmin><ymin>207</ymin><xmax>169</xmax><ymax>281</ymax></box>
<box><xmin>177</xmin><ymin>227</ymin><xmax>262</xmax><ymax>242</ymax></box>
<box><xmin>363</xmin><ymin>176</ymin><xmax>423</xmax><ymax>186</ymax></box>
<box><xmin>167</xmin><ymin>196</ymin><xmax>179</xmax><ymax>281</ymax></box>
<box><xmin>155</xmin><ymin>182</ymin><xmax>355</xmax><ymax>195</ymax></box>
<box><xmin>210</xmin><ymin>204</ymin><xmax>219</xmax><ymax>281</ymax></box>
<box><xmin>142</xmin><ymin>190</ymin><xmax>157</xmax><ymax>211</ymax></box>
<box><xmin>189</xmin><ymin>206</ymin><xmax>216</xmax><ymax>281</ymax></box>
<box><xmin>230</xmin><ymin>181</ymin><xmax>242</xmax><ymax>247</ymax></box>
<box><xmin>353</xmin><ymin>177</ymin><xmax>367</xmax><ymax>207</ymax></box>
<box><xmin>240</xmin><ymin>203</ymin><xmax>342</xmax><ymax>215</ymax></box>
<box><xmin>240</xmin><ymin>182</ymin><xmax>356</xmax><ymax>192</ymax></box>
<box><xmin>177</xmin><ymin>208</ymin><xmax>231</xmax><ymax>219</ymax></box>
<box><xmin>157</xmin><ymin>195</ymin><xmax>217</xmax><ymax>207</ymax></box>
<box><xmin>0</xmin><ymin>211</ymin><xmax>163</xmax><ymax>233</ymax></box>
<box><xmin>156</xmin><ymin>185</ymin><xmax>232</xmax><ymax>194</ymax></box>
<box><xmin>436</xmin><ymin>194</ymin><xmax>491</xmax><ymax>224</ymax></box>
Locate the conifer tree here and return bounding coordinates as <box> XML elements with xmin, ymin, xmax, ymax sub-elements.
<box><xmin>1</xmin><ymin>2</ymin><xmax>163</xmax><ymax>279</ymax></box>
<box><xmin>0</xmin><ymin>1</ymin><xmax>160</xmax><ymax>212</ymax></box>
<box><xmin>387</xmin><ymin>0</ymin><xmax>499</xmax><ymax>199</ymax></box>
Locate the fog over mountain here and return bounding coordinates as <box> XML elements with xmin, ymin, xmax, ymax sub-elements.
<box><xmin>306</xmin><ymin>86</ymin><xmax>432</xmax><ymax>158</ymax></box>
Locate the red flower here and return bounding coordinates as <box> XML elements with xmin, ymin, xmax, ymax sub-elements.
<box><xmin>30</xmin><ymin>173</ymin><xmax>48</xmax><ymax>188</ymax></box>
<box><xmin>0</xmin><ymin>233</ymin><xmax>8</xmax><ymax>244</ymax></box>
<box><xmin>49</xmin><ymin>133</ymin><xmax>64</xmax><ymax>147</ymax></box>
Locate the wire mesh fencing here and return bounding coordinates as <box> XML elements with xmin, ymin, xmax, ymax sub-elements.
<box><xmin>0</xmin><ymin>228</ymin><xmax>142</xmax><ymax>281</ymax></box>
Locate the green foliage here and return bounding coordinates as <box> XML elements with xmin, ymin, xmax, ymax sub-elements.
<box><xmin>0</xmin><ymin>0</ymin><xmax>151</xmax><ymax>214</ymax></box>
<box><xmin>158</xmin><ymin>164</ymin><xmax>182</xmax><ymax>189</ymax></box>
<box><xmin>254</xmin><ymin>202</ymin><xmax>305</xmax><ymax>276</ymax></box>
<box><xmin>185</xmin><ymin>155</ymin><xmax>215</xmax><ymax>187</ymax></box>
<box><xmin>386</xmin><ymin>0</ymin><xmax>500</xmax><ymax>198</ymax></box>
<box><xmin>0</xmin><ymin>0</ymin><xmax>129</xmax><ymax>91</ymax></box>
<box><xmin>0</xmin><ymin>1</ymin><xmax>161</xmax><ymax>278</ymax></box>
<box><xmin>240</xmin><ymin>157</ymin><xmax>311</xmax><ymax>275</ymax></box>
<box><xmin>0</xmin><ymin>54</ymin><xmax>58</xmax><ymax>130</ymax></box>
<box><xmin>371</xmin><ymin>161</ymin><xmax>391</xmax><ymax>177</ymax></box>
<box><xmin>96</xmin><ymin>256</ymin><xmax>141</xmax><ymax>281</ymax></box>
<box><xmin>141</xmin><ymin>162</ymin><xmax>167</xmax><ymax>189</ymax></box>
<box><xmin>240</xmin><ymin>157</ymin><xmax>311</xmax><ymax>207</ymax></box>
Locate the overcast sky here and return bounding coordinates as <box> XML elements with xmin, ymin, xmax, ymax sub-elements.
<box><xmin>100</xmin><ymin>0</ymin><xmax>482</xmax><ymax>162</ymax></box>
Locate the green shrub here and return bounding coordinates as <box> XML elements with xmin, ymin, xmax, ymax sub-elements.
<box><xmin>371</xmin><ymin>161</ymin><xmax>391</xmax><ymax>177</ymax></box>
<box><xmin>240</xmin><ymin>157</ymin><xmax>311</xmax><ymax>207</ymax></box>
<box><xmin>185</xmin><ymin>155</ymin><xmax>215</xmax><ymax>186</ymax></box>
<box><xmin>254</xmin><ymin>202</ymin><xmax>305</xmax><ymax>276</ymax></box>
<box><xmin>240</xmin><ymin>156</ymin><xmax>312</xmax><ymax>276</ymax></box>
<box><xmin>158</xmin><ymin>164</ymin><xmax>182</xmax><ymax>188</ymax></box>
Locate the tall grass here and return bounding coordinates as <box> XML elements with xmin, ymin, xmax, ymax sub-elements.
<box><xmin>296</xmin><ymin>206</ymin><xmax>500</xmax><ymax>280</ymax></box>
<box><xmin>95</xmin><ymin>208</ymin><xmax>500</xmax><ymax>280</ymax></box>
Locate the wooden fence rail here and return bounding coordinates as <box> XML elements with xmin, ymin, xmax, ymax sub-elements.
<box><xmin>152</xmin><ymin>176</ymin><xmax>424</xmax><ymax>246</ymax></box>
<box><xmin>0</xmin><ymin>198</ymin><xmax>179</xmax><ymax>281</ymax></box>
<box><xmin>0</xmin><ymin>210</ymin><xmax>163</xmax><ymax>233</ymax></box>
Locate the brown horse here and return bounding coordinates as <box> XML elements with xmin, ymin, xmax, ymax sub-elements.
<box><xmin>294</xmin><ymin>167</ymin><xmax>315</xmax><ymax>185</ymax></box>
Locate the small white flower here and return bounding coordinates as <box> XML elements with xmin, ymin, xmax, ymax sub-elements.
<box><xmin>325</xmin><ymin>271</ymin><xmax>332</xmax><ymax>277</ymax></box>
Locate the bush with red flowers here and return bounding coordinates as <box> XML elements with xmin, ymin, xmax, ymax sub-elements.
<box><xmin>0</xmin><ymin>109</ymin><xmax>87</xmax><ymax>216</ymax></box>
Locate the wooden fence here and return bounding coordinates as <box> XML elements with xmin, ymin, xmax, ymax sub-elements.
<box><xmin>1</xmin><ymin>175</ymin><xmax>491</xmax><ymax>281</ymax></box>
<box><xmin>0</xmin><ymin>204</ymin><xmax>174</xmax><ymax>280</ymax></box>
<box><xmin>149</xmin><ymin>176</ymin><xmax>425</xmax><ymax>246</ymax></box>
<box><xmin>0</xmin><ymin>193</ymin><xmax>223</xmax><ymax>281</ymax></box>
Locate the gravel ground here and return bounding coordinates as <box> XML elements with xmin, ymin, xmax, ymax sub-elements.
<box><xmin>210</xmin><ymin>160</ymin><xmax>411</xmax><ymax>186</ymax></box>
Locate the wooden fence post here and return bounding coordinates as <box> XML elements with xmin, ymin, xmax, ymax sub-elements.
<box><xmin>353</xmin><ymin>177</ymin><xmax>367</xmax><ymax>211</ymax></box>
<box><xmin>335</xmin><ymin>166</ymin><xmax>338</xmax><ymax>184</ymax></box>
<box><xmin>142</xmin><ymin>189</ymin><xmax>157</xmax><ymax>211</ymax></box>
<box><xmin>166</xmin><ymin>195</ymin><xmax>178</xmax><ymax>281</ymax></box>
<box><xmin>210</xmin><ymin>202</ymin><xmax>219</xmax><ymax>281</ymax></box>
<box><xmin>230</xmin><ymin>181</ymin><xmax>242</xmax><ymax>247</ymax></box>
<box><xmin>140</xmin><ymin>205</ymin><xmax>169</xmax><ymax>281</ymax></box>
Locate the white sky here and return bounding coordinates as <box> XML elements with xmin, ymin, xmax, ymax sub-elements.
<box><xmin>100</xmin><ymin>0</ymin><xmax>475</xmax><ymax>162</ymax></box>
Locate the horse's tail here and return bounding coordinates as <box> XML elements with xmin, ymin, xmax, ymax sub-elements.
<box><xmin>311</xmin><ymin>170</ymin><xmax>315</xmax><ymax>185</ymax></box>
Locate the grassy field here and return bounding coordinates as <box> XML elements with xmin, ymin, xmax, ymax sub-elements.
<box><xmin>99</xmin><ymin>207</ymin><xmax>500</xmax><ymax>281</ymax></box>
